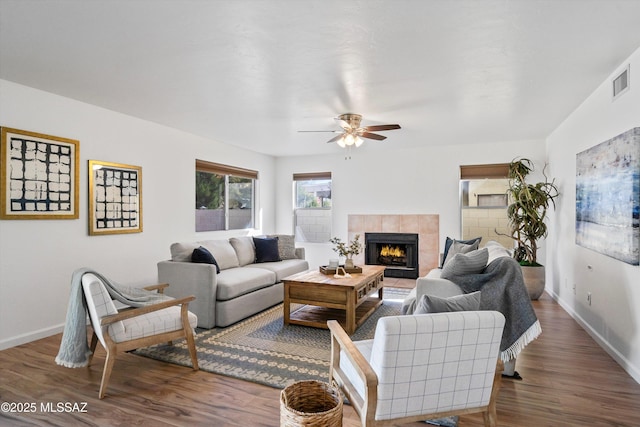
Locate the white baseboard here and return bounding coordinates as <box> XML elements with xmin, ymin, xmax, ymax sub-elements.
<box><xmin>0</xmin><ymin>323</ymin><xmax>65</xmax><ymax>351</ymax></box>
<box><xmin>546</xmin><ymin>288</ymin><xmax>640</xmax><ymax>384</ymax></box>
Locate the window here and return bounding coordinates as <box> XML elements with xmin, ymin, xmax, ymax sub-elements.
<box><xmin>195</xmin><ymin>160</ymin><xmax>257</xmax><ymax>232</ymax></box>
<box><xmin>459</xmin><ymin>163</ymin><xmax>512</xmax><ymax>248</ymax></box>
<box><xmin>293</xmin><ymin>172</ymin><xmax>332</xmax><ymax>243</ymax></box>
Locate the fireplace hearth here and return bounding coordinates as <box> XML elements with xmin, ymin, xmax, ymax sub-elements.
<box><xmin>365</xmin><ymin>232</ymin><xmax>419</xmax><ymax>279</ymax></box>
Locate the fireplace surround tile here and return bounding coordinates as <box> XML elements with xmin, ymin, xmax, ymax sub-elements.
<box><xmin>348</xmin><ymin>214</ymin><xmax>439</xmax><ymax>277</ymax></box>
<box><xmin>381</xmin><ymin>216</ymin><xmax>401</xmax><ymax>232</ymax></box>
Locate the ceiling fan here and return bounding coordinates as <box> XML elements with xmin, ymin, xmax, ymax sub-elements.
<box><xmin>300</xmin><ymin>113</ymin><xmax>401</xmax><ymax>148</ymax></box>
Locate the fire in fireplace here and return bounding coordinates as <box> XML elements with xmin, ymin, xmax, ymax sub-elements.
<box><xmin>365</xmin><ymin>232</ymin><xmax>419</xmax><ymax>279</ymax></box>
<box><xmin>379</xmin><ymin>244</ymin><xmax>407</xmax><ymax>266</ymax></box>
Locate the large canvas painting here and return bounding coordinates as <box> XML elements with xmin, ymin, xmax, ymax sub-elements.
<box><xmin>576</xmin><ymin>127</ymin><xmax>640</xmax><ymax>265</ymax></box>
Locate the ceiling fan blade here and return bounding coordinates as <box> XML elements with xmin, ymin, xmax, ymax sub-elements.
<box><xmin>298</xmin><ymin>130</ymin><xmax>342</xmax><ymax>134</ymax></box>
<box><xmin>335</xmin><ymin>118</ymin><xmax>352</xmax><ymax>131</ymax></box>
<box><xmin>360</xmin><ymin>132</ymin><xmax>387</xmax><ymax>141</ymax></box>
<box><xmin>326</xmin><ymin>134</ymin><xmax>345</xmax><ymax>143</ymax></box>
<box><xmin>362</xmin><ymin>124</ymin><xmax>401</xmax><ymax>132</ymax></box>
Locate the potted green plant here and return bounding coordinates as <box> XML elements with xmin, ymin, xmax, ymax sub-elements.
<box><xmin>504</xmin><ymin>158</ymin><xmax>559</xmax><ymax>299</ymax></box>
<box><xmin>329</xmin><ymin>234</ymin><xmax>362</xmax><ymax>269</ymax></box>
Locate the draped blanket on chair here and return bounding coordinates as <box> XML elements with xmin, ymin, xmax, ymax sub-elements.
<box><xmin>443</xmin><ymin>256</ymin><xmax>542</xmax><ymax>362</ymax></box>
<box><xmin>55</xmin><ymin>268</ymin><xmax>170</xmax><ymax>368</ymax></box>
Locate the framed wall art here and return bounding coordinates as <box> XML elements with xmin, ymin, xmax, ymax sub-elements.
<box><xmin>1</xmin><ymin>127</ymin><xmax>79</xmax><ymax>219</ymax></box>
<box><xmin>88</xmin><ymin>160</ymin><xmax>142</xmax><ymax>235</ymax></box>
<box><xmin>576</xmin><ymin>127</ymin><xmax>640</xmax><ymax>265</ymax></box>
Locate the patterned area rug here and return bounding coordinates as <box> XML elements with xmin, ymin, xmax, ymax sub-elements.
<box><xmin>133</xmin><ymin>288</ymin><xmax>409</xmax><ymax>389</ymax></box>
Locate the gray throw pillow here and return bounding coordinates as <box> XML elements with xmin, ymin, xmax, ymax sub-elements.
<box><xmin>441</xmin><ymin>237</ymin><xmax>481</xmax><ymax>267</ymax></box>
<box><xmin>441</xmin><ymin>248</ymin><xmax>488</xmax><ymax>279</ymax></box>
<box><xmin>267</xmin><ymin>234</ymin><xmax>297</xmax><ymax>260</ymax></box>
<box><xmin>443</xmin><ymin>240</ymin><xmax>480</xmax><ymax>266</ymax></box>
<box><xmin>414</xmin><ymin>291</ymin><xmax>481</xmax><ymax>314</ymax></box>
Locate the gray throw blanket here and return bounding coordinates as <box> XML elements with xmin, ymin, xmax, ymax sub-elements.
<box><xmin>55</xmin><ymin>268</ymin><xmax>171</xmax><ymax>368</ymax></box>
<box><xmin>443</xmin><ymin>257</ymin><xmax>542</xmax><ymax>361</ymax></box>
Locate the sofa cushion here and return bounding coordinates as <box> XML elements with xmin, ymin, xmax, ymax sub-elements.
<box><xmin>215</xmin><ymin>267</ymin><xmax>277</xmax><ymax>301</ymax></box>
<box><xmin>200</xmin><ymin>240</ymin><xmax>240</xmax><ymax>270</ymax></box>
<box><xmin>170</xmin><ymin>241</ymin><xmax>201</xmax><ymax>262</ymax></box>
<box><xmin>253</xmin><ymin>237</ymin><xmax>281</xmax><ymax>263</ymax></box>
<box><xmin>267</xmin><ymin>234</ymin><xmax>297</xmax><ymax>260</ymax></box>
<box><xmin>229</xmin><ymin>236</ymin><xmax>256</xmax><ymax>266</ymax></box>
<box><xmin>245</xmin><ymin>258</ymin><xmax>310</xmax><ymax>282</ymax></box>
<box><xmin>441</xmin><ymin>237</ymin><xmax>481</xmax><ymax>267</ymax></box>
<box><xmin>484</xmin><ymin>240</ymin><xmax>512</xmax><ymax>264</ymax></box>
<box><xmin>191</xmin><ymin>246</ymin><xmax>221</xmax><ymax>273</ymax></box>
<box><xmin>441</xmin><ymin>248</ymin><xmax>489</xmax><ymax>278</ymax></box>
<box><xmin>414</xmin><ymin>291</ymin><xmax>481</xmax><ymax>314</ymax></box>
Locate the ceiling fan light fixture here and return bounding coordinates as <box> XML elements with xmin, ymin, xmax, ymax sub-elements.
<box><xmin>355</xmin><ymin>136</ymin><xmax>363</xmax><ymax>147</ymax></box>
<box><xmin>337</xmin><ymin>136</ymin><xmax>346</xmax><ymax>148</ymax></box>
<box><xmin>344</xmin><ymin>134</ymin><xmax>356</xmax><ymax>146</ymax></box>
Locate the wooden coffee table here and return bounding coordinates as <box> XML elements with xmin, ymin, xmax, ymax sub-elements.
<box><xmin>282</xmin><ymin>265</ymin><xmax>386</xmax><ymax>334</ymax></box>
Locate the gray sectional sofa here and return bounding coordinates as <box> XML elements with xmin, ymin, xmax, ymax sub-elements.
<box><xmin>158</xmin><ymin>235</ymin><xmax>308</xmax><ymax>328</ymax></box>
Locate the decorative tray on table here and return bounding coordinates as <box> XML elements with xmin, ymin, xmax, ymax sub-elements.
<box><xmin>319</xmin><ymin>265</ymin><xmax>363</xmax><ymax>275</ymax></box>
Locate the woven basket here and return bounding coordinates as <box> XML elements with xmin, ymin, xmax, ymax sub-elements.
<box><xmin>280</xmin><ymin>380</ymin><xmax>343</xmax><ymax>427</ymax></box>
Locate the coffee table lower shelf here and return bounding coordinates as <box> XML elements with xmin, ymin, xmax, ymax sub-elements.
<box><xmin>287</xmin><ymin>296</ymin><xmax>383</xmax><ymax>332</ymax></box>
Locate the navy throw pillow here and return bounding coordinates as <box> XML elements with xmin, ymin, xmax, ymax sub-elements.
<box><xmin>253</xmin><ymin>237</ymin><xmax>281</xmax><ymax>263</ymax></box>
<box><xmin>191</xmin><ymin>246</ymin><xmax>220</xmax><ymax>273</ymax></box>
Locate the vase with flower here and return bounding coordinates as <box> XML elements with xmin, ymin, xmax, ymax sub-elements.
<box><xmin>329</xmin><ymin>234</ymin><xmax>362</xmax><ymax>269</ymax></box>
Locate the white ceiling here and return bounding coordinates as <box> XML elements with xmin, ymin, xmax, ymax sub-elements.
<box><xmin>1</xmin><ymin>0</ymin><xmax>640</xmax><ymax>157</ymax></box>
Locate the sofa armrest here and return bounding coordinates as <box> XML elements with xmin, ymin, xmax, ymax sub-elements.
<box><xmin>295</xmin><ymin>247</ymin><xmax>306</xmax><ymax>260</ymax></box>
<box><xmin>157</xmin><ymin>260</ymin><xmax>218</xmax><ymax>328</ymax></box>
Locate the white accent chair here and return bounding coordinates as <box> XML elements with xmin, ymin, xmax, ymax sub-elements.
<box><xmin>328</xmin><ymin>311</ymin><xmax>505</xmax><ymax>427</ymax></box>
<box><xmin>82</xmin><ymin>273</ymin><xmax>199</xmax><ymax>398</ymax></box>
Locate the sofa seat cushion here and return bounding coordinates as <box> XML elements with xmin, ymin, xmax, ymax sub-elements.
<box><xmin>110</xmin><ymin>306</ymin><xmax>198</xmax><ymax>343</ymax></box>
<box><xmin>215</xmin><ymin>267</ymin><xmax>276</xmax><ymax>301</ymax></box>
<box><xmin>245</xmin><ymin>258</ymin><xmax>309</xmax><ymax>282</ymax></box>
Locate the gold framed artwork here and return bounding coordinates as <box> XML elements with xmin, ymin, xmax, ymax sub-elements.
<box><xmin>88</xmin><ymin>160</ymin><xmax>142</xmax><ymax>235</ymax></box>
<box><xmin>1</xmin><ymin>127</ymin><xmax>80</xmax><ymax>219</ymax></box>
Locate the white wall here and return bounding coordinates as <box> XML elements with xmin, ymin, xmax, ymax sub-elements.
<box><xmin>0</xmin><ymin>80</ymin><xmax>277</xmax><ymax>349</ymax></box>
<box><xmin>275</xmin><ymin>140</ymin><xmax>545</xmax><ymax>270</ymax></box>
<box><xmin>546</xmin><ymin>47</ymin><xmax>640</xmax><ymax>382</ymax></box>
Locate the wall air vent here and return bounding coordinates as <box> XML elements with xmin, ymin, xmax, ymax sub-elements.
<box><xmin>612</xmin><ymin>64</ymin><xmax>630</xmax><ymax>100</ymax></box>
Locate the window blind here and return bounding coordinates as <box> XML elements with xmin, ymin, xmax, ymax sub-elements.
<box><xmin>459</xmin><ymin>163</ymin><xmax>509</xmax><ymax>179</ymax></box>
<box><xmin>196</xmin><ymin>159</ymin><xmax>258</xmax><ymax>180</ymax></box>
<box><xmin>293</xmin><ymin>172</ymin><xmax>332</xmax><ymax>181</ymax></box>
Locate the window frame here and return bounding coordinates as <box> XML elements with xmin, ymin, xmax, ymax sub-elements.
<box><xmin>195</xmin><ymin>159</ymin><xmax>258</xmax><ymax>232</ymax></box>
<box><xmin>293</xmin><ymin>172</ymin><xmax>332</xmax><ymax>243</ymax></box>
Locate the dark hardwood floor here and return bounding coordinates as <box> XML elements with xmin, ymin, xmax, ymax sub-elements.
<box><xmin>1</xmin><ymin>287</ymin><xmax>640</xmax><ymax>426</ymax></box>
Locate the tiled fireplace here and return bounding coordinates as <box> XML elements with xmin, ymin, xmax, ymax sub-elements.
<box><xmin>348</xmin><ymin>214</ymin><xmax>439</xmax><ymax>277</ymax></box>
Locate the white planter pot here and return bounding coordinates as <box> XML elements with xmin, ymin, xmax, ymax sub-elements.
<box><xmin>520</xmin><ymin>265</ymin><xmax>545</xmax><ymax>300</ymax></box>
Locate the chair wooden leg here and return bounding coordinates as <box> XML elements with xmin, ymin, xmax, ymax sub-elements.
<box><xmin>185</xmin><ymin>329</ymin><xmax>198</xmax><ymax>370</ymax></box>
<box><xmin>87</xmin><ymin>332</ymin><xmax>98</xmax><ymax>365</ymax></box>
<box><xmin>483</xmin><ymin>408</ymin><xmax>498</xmax><ymax>427</ymax></box>
<box><xmin>483</xmin><ymin>358</ymin><xmax>504</xmax><ymax>427</ymax></box>
<box><xmin>180</xmin><ymin>304</ymin><xmax>198</xmax><ymax>370</ymax></box>
<box><xmin>98</xmin><ymin>349</ymin><xmax>116</xmax><ymax>399</ymax></box>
